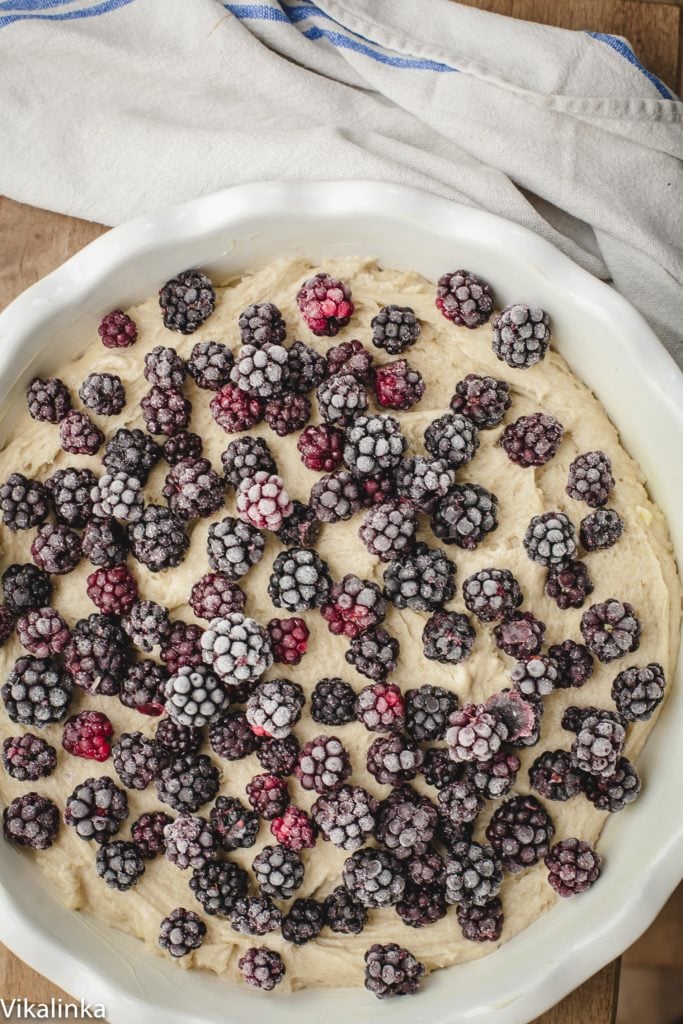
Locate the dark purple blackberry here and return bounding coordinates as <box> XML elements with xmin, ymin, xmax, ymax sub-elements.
<box><xmin>131</xmin><ymin>811</ymin><xmax>174</xmax><ymax>858</ymax></box>
<box><xmin>492</xmin><ymin>304</ymin><xmax>551</xmax><ymax>368</ymax></box>
<box><xmin>163</xmin><ymin>430</ymin><xmax>204</xmax><ymax>465</ymax></box>
<box><xmin>580</xmin><ymin>508</ymin><xmax>624</xmax><ymax>551</ymax></box>
<box><xmin>463</xmin><ymin>751</ymin><xmax>520</xmax><ymax>800</ymax></box>
<box><xmin>611</xmin><ymin>662</ymin><xmax>665</xmax><ymax>721</ymax></box>
<box><xmin>238</xmin><ymin>947</ymin><xmax>285</xmax><ymax>990</ymax></box>
<box><xmin>79</xmin><ymin>372</ymin><xmax>125</xmax><ymax>416</ymax></box>
<box><xmin>99</xmin><ymin>309</ymin><xmax>138</xmax><ymax>348</ymax></box>
<box><xmin>545</xmin><ymin>560</ymin><xmax>594</xmax><ymax>609</ymax></box>
<box><xmin>549</xmin><ymin>640</ymin><xmax>594</xmax><ymax>689</ymax></box>
<box><xmin>324</xmin><ymin>885</ymin><xmax>368</xmax><ymax>934</ymax></box>
<box><xmin>436</xmin><ymin>269</ymin><xmax>493</xmax><ymax>328</ymax></box>
<box><xmin>63</xmin><ymin>775</ymin><xmax>129</xmax><ymax>844</ymax></box>
<box><xmin>155</xmin><ymin>753</ymin><xmax>220</xmax><ymax>812</ymax></box>
<box><xmin>395</xmin><ymin>881</ymin><xmax>447</xmax><ymax>928</ymax></box>
<box><xmin>275</xmin><ymin>500</ymin><xmax>320</xmax><ymax>547</ymax></box>
<box><xmin>355</xmin><ymin>681</ymin><xmax>404</xmax><ymax>733</ymax></box>
<box><xmin>221</xmin><ymin>436</ymin><xmax>275</xmax><ymax>489</ymax></box>
<box><xmin>268</xmin><ymin>546</ymin><xmax>331</xmax><ymax>612</ymax></box>
<box><xmin>523</xmin><ymin>512</ymin><xmax>577</xmax><ymax>567</ymax></box>
<box><xmin>208</xmin><ymin>712</ymin><xmax>257</xmax><ymax>761</ymax></box>
<box><xmin>545</xmin><ymin>838</ymin><xmax>602</xmax><ymax>896</ymax></box>
<box><xmin>317</xmin><ymin>373</ymin><xmax>367</xmax><ymax>428</ymax></box>
<box><xmin>270</xmin><ymin>805</ymin><xmax>317</xmax><ymax>851</ymax></box>
<box><xmin>446</xmin><ymin>703</ymin><xmax>509</xmax><ymax>763</ymax></box>
<box><xmin>373</xmin><ymin>359</ymin><xmax>425</xmax><ymax>411</ymax></box>
<box><xmin>438</xmin><ymin>779</ymin><xmax>483</xmax><ymax>829</ymax></box>
<box><xmin>1</xmin><ymin>654</ymin><xmax>72</xmax><ymax>727</ymax></box>
<box><xmin>580</xmin><ymin>599</ymin><xmax>641</xmax><ymax>663</ymax></box>
<box><xmin>295</xmin><ymin>735</ymin><xmax>351</xmax><ymax>794</ymax></box>
<box><xmin>141</xmin><ymin>385</ymin><xmax>191</xmax><ymax>437</ymax></box>
<box><xmin>2</xmin><ymin>563</ymin><xmax>51</xmax><ymax>614</ymax></box>
<box><xmin>326</xmin><ymin>338</ymin><xmax>374</xmax><ymax>383</ymax></box>
<box><xmin>143</xmin><ymin>345</ymin><xmax>187</xmax><ymax>390</ymax></box>
<box><xmin>405</xmin><ymin>684</ymin><xmax>458</xmax><ymax>742</ymax></box>
<box><xmin>359</xmin><ymin>499</ymin><xmax>417</xmax><ymax>562</ymax></box>
<box><xmin>395</xmin><ymin>455</ymin><xmax>454</xmax><ymax>513</ymax></box>
<box><xmin>461</xmin><ymin>567</ymin><xmax>521</xmax><ymax>623</ymax></box>
<box><xmin>406</xmin><ymin>849</ymin><xmax>446</xmax><ymax>888</ymax></box>
<box><xmin>168</xmin><ymin>817</ymin><xmax>221</xmax><ymax>874</ymax></box>
<box><xmin>122</xmin><ymin>600</ymin><xmax>170</xmax><ymax>652</ymax></box>
<box><xmin>246</xmin><ymin>773</ymin><xmax>289</xmax><ymax>820</ymax></box>
<box><xmin>486</xmin><ymin>794</ymin><xmax>555</xmax><ymax>873</ymax></box>
<box><xmin>529</xmin><ymin>749</ymin><xmax>581</xmax><ymax>801</ymax></box>
<box><xmin>450</xmin><ymin>374</ymin><xmax>511</xmax><ymax>429</ymax></box>
<box><xmin>285</xmin><ymin>340</ymin><xmax>327</xmax><ymax>393</ymax></box>
<box><xmin>311</xmin><ymin>784</ymin><xmax>378</xmax><ymax>850</ymax></box>
<box><xmin>27</xmin><ymin>377</ymin><xmax>72</xmax><ymax>422</ymax></box>
<box><xmin>493</xmin><ymin>611</ymin><xmax>545</xmax><ymax>658</ymax></box>
<box><xmin>186</xmin><ymin>340</ymin><xmax>233</xmax><ymax>391</ymax></box>
<box><xmin>164</xmin><ymin>664</ymin><xmax>228</xmax><ymax>727</ymax></box>
<box><xmin>567</xmin><ymin>451</ymin><xmax>614</xmax><ymax>507</ymax></box>
<box><xmin>155</xmin><ymin>717</ymin><xmax>203</xmax><ymax>758</ymax></box>
<box><xmin>159</xmin><ymin>269</ymin><xmax>215</xmax><ymax>334</ymax></box>
<box><xmin>342</xmin><ymin>414</ymin><xmax>408</xmax><ymax>478</ymax></box>
<box><xmin>431</xmin><ymin>483</ymin><xmax>498</xmax><ymax>550</ymax></box>
<box><xmin>424</xmin><ymin>412</ymin><xmax>479</xmax><ymax>470</ymax></box>
<box><xmin>86</xmin><ymin>564</ymin><xmax>139</xmax><ymax>616</ymax></box>
<box><xmin>421</xmin><ymin>747</ymin><xmax>461</xmax><ymax>790</ymax></box>
<box><xmin>91</xmin><ymin>472</ymin><xmax>143</xmax><ymax>523</ymax></box>
<box><xmin>264</xmin><ymin>392</ymin><xmax>311</xmax><ymax>436</ymax></box>
<box><xmin>309</xmin><ymin>470</ymin><xmax>363</xmax><ymax>523</ymax></box>
<box><xmin>375</xmin><ymin>789</ymin><xmax>438</xmax><ymax>860</ymax></box>
<box><xmin>570</xmin><ymin>713</ymin><xmax>625</xmax><ymax>778</ymax></box>
<box><xmin>321</xmin><ymin>573</ymin><xmax>386</xmax><ymax>639</ymax></box>
<box><xmin>200</xmin><ymin>615</ymin><xmax>268</xmax><ymax>689</ymax></box>
<box><xmin>96</xmin><ymin>840</ymin><xmax>145</xmax><ymax>890</ymax></box>
<box><xmin>561</xmin><ymin>705</ymin><xmax>625</xmax><ymax>734</ymax></box>
<box><xmin>252</xmin><ymin>843</ymin><xmax>304</xmax><ymax>899</ymax></box>
<box><xmin>112</xmin><ymin>731</ymin><xmax>165</xmax><ymax>790</ymax></box>
<box><xmin>257</xmin><ymin>733</ymin><xmax>300</xmax><ymax>776</ymax></box>
<box><xmin>2</xmin><ymin>733</ymin><xmax>56</xmax><ymax>781</ymax></box>
<box><xmin>129</xmin><ymin>505</ymin><xmax>189</xmax><ymax>572</ymax></box>
<box><xmin>383</xmin><ymin>543</ymin><xmax>456</xmax><ymax>613</ymax></box>
<box><xmin>207</xmin><ymin>516</ymin><xmax>265</xmax><ymax>579</ymax></box>
<box><xmin>499</xmin><ymin>412</ymin><xmax>564</xmax><ymax>467</ymax></box>
<box><xmin>210</xmin><ymin>795</ymin><xmax>260</xmax><ymax>851</ymax></box>
<box><xmin>510</xmin><ymin>654</ymin><xmax>560</xmax><ymax>698</ymax></box>
<box><xmin>310</xmin><ymin>677</ymin><xmax>356</xmax><ymax>726</ymax></box>
<box><xmin>346</xmin><ymin>626</ymin><xmax>399</xmax><ymax>681</ymax></box>
<box><xmin>65</xmin><ymin>613</ymin><xmax>129</xmax><ymax>696</ymax></box>
<box><xmin>343</xmin><ymin>847</ymin><xmax>406</xmax><ymax>908</ymax></box>
<box><xmin>46</xmin><ymin>467</ymin><xmax>97</xmax><ymax>527</ymax></box>
<box><xmin>162</xmin><ymin>458</ymin><xmax>224</xmax><ymax>520</ymax></box>
<box><xmin>364</xmin><ymin>943</ymin><xmax>425</xmax><ymax>999</ymax></box>
<box><xmin>230</xmin><ymin>342</ymin><xmax>288</xmax><ymax>398</ymax></box>
<box><xmin>158</xmin><ymin>908</ymin><xmax>206</xmax><ymax>958</ymax></box>
<box><xmin>3</xmin><ymin>793</ymin><xmax>60</xmax><ymax>850</ymax></box>
<box><xmin>82</xmin><ymin>517</ymin><xmax>130</xmax><ymax>568</ymax></box>
<box><xmin>281</xmin><ymin>898</ymin><xmax>324</xmax><ymax>945</ymax></box>
<box><xmin>103</xmin><ymin>428</ymin><xmax>161</xmax><ymax>484</ymax></box>
<box><xmin>445</xmin><ymin>841</ymin><xmax>502</xmax><ymax>907</ymax></box>
<box><xmin>230</xmin><ymin>895</ymin><xmax>282</xmax><ymax>936</ymax></box>
<box><xmin>486</xmin><ymin>689</ymin><xmax>541</xmax><ymax>747</ymax></box>
<box><xmin>160</xmin><ymin>621</ymin><xmax>204</xmax><ymax>674</ymax></box>
<box><xmin>59</xmin><ymin>410</ymin><xmax>104</xmax><ymax>455</ymax></box>
<box><xmin>457</xmin><ymin>898</ymin><xmax>504</xmax><ymax>942</ymax></box>
<box><xmin>366</xmin><ymin>734</ymin><xmax>423</xmax><ymax>787</ymax></box>
<box><xmin>423</xmin><ymin>611</ymin><xmax>475</xmax><ymax>665</ymax></box>
<box><xmin>371</xmin><ymin>304</ymin><xmax>421</xmax><ymax>354</ymax></box>
<box><xmin>236</xmin><ymin>301</ymin><xmax>285</xmax><ymax>347</ymax></box>
<box><xmin>0</xmin><ymin>473</ymin><xmax>49</xmax><ymax>531</ymax></box>
<box><xmin>581</xmin><ymin>756</ymin><xmax>641</xmax><ymax>812</ymax></box>
<box><xmin>0</xmin><ymin>605</ymin><xmax>15</xmax><ymax>649</ymax></box>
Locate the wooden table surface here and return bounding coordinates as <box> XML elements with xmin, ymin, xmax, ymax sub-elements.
<box><xmin>0</xmin><ymin>1</ymin><xmax>680</xmax><ymax>1020</ymax></box>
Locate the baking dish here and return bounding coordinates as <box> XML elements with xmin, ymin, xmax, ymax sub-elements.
<box><xmin>0</xmin><ymin>180</ymin><xmax>681</xmax><ymax>1023</ymax></box>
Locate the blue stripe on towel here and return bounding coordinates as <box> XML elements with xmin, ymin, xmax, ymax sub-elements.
<box><xmin>587</xmin><ymin>32</ymin><xmax>675</xmax><ymax>100</ymax></box>
<box><xmin>0</xmin><ymin>0</ymin><xmax>136</xmax><ymax>28</ymax></box>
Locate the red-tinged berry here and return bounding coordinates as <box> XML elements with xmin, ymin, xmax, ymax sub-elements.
<box><xmin>373</xmin><ymin>359</ymin><xmax>425</xmax><ymax>411</ymax></box>
<box><xmin>246</xmin><ymin>678</ymin><xmax>304</xmax><ymax>739</ymax></box>
<box><xmin>264</xmin><ymin>392</ymin><xmax>311</xmax><ymax>436</ymax></box>
<box><xmin>119</xmin><ymin>660</ymin><xmax>167</xmax><ymax>716</ymax></box>
<box><xmin>62</xmin><ymin>711</ymin><xmax>113</xmax><ymax>762</ymax></box>
<box><xmin>26</xmin><ymin>376</ymin><xmax>72</xmax><ymax>422</ymax></box>
<box><xmin>271</xmin><ymin>805</ymin><xmax>317</xmax><ymax>850</ymax></box>
<box><xmin>160</xmin><ymin>620</ymin><xmax>204</xmax><ymax>674</ymax></box>
<box><xmin>267</xmin><ymin>617</ymin><xmax>309</xmax><ymax>666</ymax></box>
<box><xmin>499</xmin><ymin>412</ymin><xmax>563</xmax><ymax>467</ymax></box>
<box><xmin>59</xmin><ymin>410</ymin><xmax>104</xmax><ymax>455</ymax></box>
<box><xmin>436</xmin><ymin>269</ymin><xmax>493</xmax><ymax>328</ymax></box>
<box><xmin>355</xmin><ymin>681</ymin><xmax>404</xmax><ymax>732</ymax></box>
<box><xmin>423</xmin><ymin>610</ymin><xmax>475</xmax><ymax>665</ymax></box>
<box><xmin>210</xmin><ymin>383</ymin><xmax>263</xmax><ymax>433</ymax></box>
<box><xmin>3</xmin><ymin>792</ymin><xmax>60</xmax><ymax>850</ymax></box>
<box><xmin>371</xmin><ymin>304</ymin><xmax>421</xmax><ymax>354</ymax></box>
<box><xmin>99</xmin><ymin>309</ymin><xmax>137</xmax><ymax>348</ymax></box>
<box><xmin>580</xmin><ymin>599</ymin><xmax>641</xmax><ymax>663</ymax></box>
<box><xmin>567</xmin><ymin>451</ymin><xmax>614</xmax><ymax>508</ymax></box>
<box><xmin>321</xmin><ymin>573</ymin><xmax>386</xmax><ymax>639</ymax></box>
<box><xmin>493</xmin><ymin>304</ymin><xmax>551</xmax><ymax>368</ymax></box>
<box><xmin>31</xmin><ymin>524</ymin><xmax>82</xmax><ymax>575</ymax></box>
<box><xmin>545</xmin><ymin>838</ymin><xmax>601</xmax><ymax>896</ymax></box>
<box><xmin>493</xmin><ymin>610</ymin><xmax>545</xmax><ymax>658</ymax></box>
<box><xmin>86</xmin><ymin>564</ymin><xmax>138</xmax><ymax>616</ymax></box>
<box><xmin>236</xmin><ymin>471</ymin><xmax>292</xmax><ymax>531</ymax></box>
<box><xmin>159</xmin><ymin>269</ymin><xmax>215</xmax><ymax>334</ymax></box>
<box><xmin>190</xmin><ymin>573</ymin><xmax>245</xmax><ymax>621</ymax></box>
<box><xmin>450</xmin><ymin>373</ymin><xmax>511</xmax><ymax>429</ymax></box>
<box><xmin>486</xmin><ymin>794</ymin><xmax>554</xmax><ymax>872</ymax></box>
<box><xmin>64</xmin><ymin>775</ymin><xmax>129</xmax><ymax>844</ymax></box>
<box><xmin>297</xmin><ymin>272</ymin><xmax>353</xmax><ymax>336</ymax></box>
<box><xmin>210</xmin><ymin>795</ymin><xmax>260</xmax><ymax>851</ymax></box>
<box><xmin>2</xmin><ymin>733</ymin><xmax>56</xmax><ymax>781</ymax></box>
<box><xmin>297</xmin><ymin>423</ymin><xmax>344</xmax><ymax>472</ymax></box>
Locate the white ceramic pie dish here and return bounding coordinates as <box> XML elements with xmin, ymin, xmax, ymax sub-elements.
<box><xmin>0</xmin><ymin>181</ymin><xmax>681</xmax><ymax>1024</ymax></box>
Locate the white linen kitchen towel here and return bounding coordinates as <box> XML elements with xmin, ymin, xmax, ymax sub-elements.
<box><xmin>0</xmin><ymin>0</ymin><xmax>681</xmax><ymax>357</ymax></box>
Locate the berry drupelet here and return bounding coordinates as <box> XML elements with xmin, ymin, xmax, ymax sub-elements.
<box><xmin>159</xmin><ymin>269</ymin><xmax>215</xmax><ymax>334</ymax></box>
<box><xmin>96</xmin><ymin>841</ymin><xmax>146</xmax><ymax>891</ymax></box>
<box><xmin>3</xmin><ymin>793</ymin><xmax>60</xmax><ymax>850</ymax></box>
<box><xmin>62</xmin><ymin>710</ymin><xmax>113</xmax><ymax>761</ymax></box>
<box><xmin>545</xmin><ymin>838</ymin><xmax>602</xmax><ymax>896</ymax></box>
<box><xmin>2</xmin><ymin>654</ymin><xmax>72</xmax><ymax>728</ymax></box>
<box><xmin>99</xmin><ymin>309</ymin><xmax>137</xmax><ymax>348</ymax></box>
<box><xmin>431</xmin><ymin>483</ymin><xmax>499</xmax><ymax>550</ymax></box>
<box><xmin>371</xmin><ymin>304</ymin><xmax>421</xmax><ymax>353</ymax></box>
<box><xmin>580</xmin><ymin>599</ymin><xmax>641</xmax><ymax>663</ymax></box>
<box><xmin>395</xmin><ymin>455</ymin><xmax>454</xmax><ymax>513</ymax></box>
<box><xmin>2</xmin><ymin>733</ymin><xmax>56</xmax><ymax>781</ymax></box>
<box><xmin>296</xmin><ymin>272</ymin><xmax>353</xmax><ymax>336</ymax></box>
<box><xmin>499</xmin><ymin>412</ymin><xmax>564</xmax><ymax>468</ymax></box>
<box><xmin>246</xmin><ymin>678</ymin><xmax>305</xmax><ymax>739</ymax></box>
<box><xmin>450</xmin><ymin>373</ymin><xmax>511</xmax><ymax>429</ymax></box>
<box><xmin>486</xmin><ymin>794</ymin><xmax>555</xmax><ymax>873</ymax></box>
<box><xmin>26</xmin><ymin>376</ymin><xmax>72</xmax><ymax>422</ymax></box>
<box><xmin>158</xmin><ymin>908</ymin><xmax>206</xmax><ymax>958</ymax></box>
<box><xmin>492</xmin><ymin>304</ymin><xmax>551</xmax><ymax>368</ymax></box>
<box><xmin>63</xmin><ymin>775</ymin><xmax>129</xmax><ymax>844</ymax></box>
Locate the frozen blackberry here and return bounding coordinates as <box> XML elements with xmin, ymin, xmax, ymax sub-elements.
<box><xmin>98</xmin><ymin>309</ymin><xmax>138</xmax><ymax>348</ymax></box>
<box><xmin>524</xmin><ymin>512</ymin><xmax>577</xmax><ymax>567</ymax></box>
<box><xmin>79</xmin><ymin>372</ymin><xmax>126</xmax><ymax>416</ymax></box>
<box><xmin>271</xmin><ymin>805</ymin><xmax>317</xmax><ymax>850</ymax></box>
<box><xmin>62</xmin><ymin>710</ymin><xmax>113</xmax><ymax>761</ymax></box>
<box><xmin>405</xmin><ymin>684</ymin><xmax>458</xmax><ymax>742</ymax></box>
<box><xmin>164</xmin><ymin>665</ymin><xmax>227</xmax><ymax>728</ymax></box>
<box><xmin>246</xmin><ymin>679</ymin><xmax>304</xmax><ymax>739</ymax></box>
<box><xmin>354</xmin><ymin>681</ymin><xmax>404</xmax><ymax>733</ymax></box>
<box><xmin>121</xmin><ymin>600</ymin><xmax>169</xmax><ymax>652</ymax></box>
<box><xmin>510</xmin><ymin>654</ymin><xmax>560</xmax><ymax>698</ymax></box>
<box><xmin>486</xmin><ymin>794</ymin><xmax>555</xmax><ymax>872</ymax></box>
<box><xmin>222</xmin><ymin>436</ymin><xmax>276</xmax><ymax>489</ymax></box>
<box><xmin>561</xmin><ymin>704</ymin><xmax>625</xmax><ymax>735</ymax></box>
<box><xmin>343</xmin><ymin>847</ymin><xmax>406</xmax><ymax>908</ymax></box>
<box><xmin>373</xmin><ymin>359</ymin><xmax>425</xmax><ymax>411</ymax></box>
<box><xmin>159</xmin><ymin>269</ymin><xmax>215</xmax><ymax>334</ymax></box>
<box><xmin>141</xmin><ymin>385</ymin><xmax>191</xmax><ymax>436</ymax></box>
<box><xmin>343</xmin><ymin>414</ymin><xmax>408</xmax><ymax>478</ymax></box>
<box><xmin>493</xmin><ymin>611</ymin><xmax>546</xmax><ymax>658</ymax></box>
<box><xmin>317</xmin><ymin>373</ymin><xmax>367</xmax><ymax>428</ymax></box>
<box><xmin>103</xmin><ymin>428</ymin><xmax>161</xmax><ymax>484</ymax></box>
<box><xmin>165</xmin><ymin>813</ymin><xmax>218</xmax><ymax>871</ymax></box>
<box><xmin>275</xmin><ymin>500</ymin><xmax>320</xmax><ymax>547</ymax></box>
<box><xmin>295</xmin><ymin>735</ymin><xmax>351</xmax><ymax>794</ymax></box>
<box><xmin>438</xmin><ymin>779</ymin><xmax>483</xmax><ymax>829</ymax></box>
<box><xmin>499</xmin><ymin>412</ymin><xmax>564</xmax><ymax>467</ymax></box>
<box><xmin>297</xmin><ymin>423</ymin><xmax>344</xmax><ymax>473</ymax></box>
<box><xmin>3</xmin><ymin>793</ymin><xmax>60</xmax><ymax>850</ymax></box>
<box><xmin>144</xmin><ymin>345</ymin><xmax>186</xmax><ymax>390</ymax></box>
<box><xmin>383</xmin><ymin>542</ymin><xmax>456</xmax><ymax>613</ymax></box>
<box><xmin>0</xmin><ymin>473</ymin><xmax>49</xmax><ymax>531</ymax></box>
<box><xmin>359</xmin><ymin>473</ymin><xmax>395</xmax><ymax>507</ymax></box>
<box><xmin>59</xmin><ymin>410</ymin><xmax>104</xmax><ymax>455</ymax></box>
<box><xmin>158</xmin><ymin>908</ymin><xmax>206</xmax><ymax>958</ymax></box>
<box><xmin>545</xmin><ymin>560</ymin><xmax>593</xmax><ymax>610</ymax></box>
<box><xmin>209</xmin><ymin>711</ymin><xmax>257</xmax><ymax>761</ymax></box>
<box><xmin>612</xmin><ymin>662</ymin><xmax>665</xmax><ymax>721</ymax></box>
<box><xmin>162</xmin><ymin>458</ymin><xmax>225</xmax><ymax>520</ymax></box>
<box><xmin>450</xmin><ymin>373</ymin><xmax>511</xmax><ymax>429</ymax></box>
<box><xmin>437</xmin><ymin>811</ymin><xmax>475</xmax><ymax>855</ymax></box>
<box><xmin>65</xmin><ymin>613</ymin><xmax>129</xmax><ymax>695</ymax></box>
<box><xmin>423</xmin><ymin>611</ymin><xmax>475</xmax><ymax>665</ymax></box>
<box><xmin>2</xmin><ymin>654</ymin><xmax>72</xmax><ymax>727</ymax></box>
<box><xmin>364</xmin><ymin>942</ymin><xmax>425</xmax><ymax>999</ymax></box>
<box><xmin>395</xmin><ymin>455</ymin><xmax>454</xmax><ymax>513</ymax></box>
<box><xmin>160</xmin><ymin>621</ymin><xmax>204</xmax><ymax>674</ymax></box>
<box><xmin>529</xmin><ymin>749</ymin><xmax>581</xmax><ymax>801</ymax></box>
<box><xmin>27</xmin><ymin>376</ymin><xmax>72</xmax><ymax>422</ymax></box>
<box><xmin>164</xmin><ymin>431</ymin><xmax>204</xmax><ymax>466</ymax></box>
<box><xmin>92</xmin><ymin>472</ymin><xmax>143</xmax><ymax>524</ymax></box>
<box><xmin>129</xmin><ymin>505</ymin><xmax>189</xmax><ymax>572</ymax></box>
<box><xmin>296</xmin><ymin>271</ymin><xmax>353</xmax><ymax>336</ymax></box>
<box><xmin>571</xmin><ymin>713</ymin><xmax>625</xmax><ymax>778</ymax></box>
<box><xmin>267</xmin><ymin>617</ymin><xmax>309</xmax><ymax>666</ymax></box>
<box><xmin>545</xmin><ymin>838</ymin><xmax>602</xmax><ymax>896</ymax></box>
<box><xmin>207</xmin><ymin>516</ymin><xmax>265</xmax><ymax>579</ymax></box>
<box><xmin>46</xmin><ymin>467</ymin><xmax>97</xmax><ymax>527</ymax></box>
<box><xmin>424</xmin><ymin>413</ymin><xmax>479</xmax><ymax>470</ymax></box>
<box><xmin>346</xmin><ymin>626</ymin><xmax>399</xmax><ymax>681</ymax></box>
<box><xmin>366</xmin><ymin>734</ymin><xmax>423</xmax><ymax>786</ymax></box>
<box><xmin>64</xmin><ymin>775</ymin><xmax>129</xmax><ymax>844</ymax></box>
<box><xmin>189</xmin><ymin>575</ymin><xmax>244</xmax><ymax>624</ymax></box>
<box><xmin>230</xmin><ymin>895</ymin><xmax>282</xmax><ymax>936</ymax></box>
<box><xmin>371</xmin><ymin>304</ymin><xmax>421</xmax><ymax>353</ymax></box>
<box><xmin>375</xmin><ymin>789</ymin><xmax>438</xmax><ymax>860</ymax></box>
<box><xmin>311</xmin><ymin>677</ymin><xmax>356</xmax><ymax>726</ymax></box>
<box><xmin>238</xmin><ymin>947</ymin><xmax>285</xmax><ymax>990</ymax></box>
<box><xmin>238</xmin><ymin>301</ymin><xmax>286</xmax><ymax>347</ymax></box>
<box><xmin>285</xmin><ymin>339</ymin><xmax>327</xmax><ymax>394</ymax></box>
<box><xmin>485</xmin><ymin>689</ymin><xmax>540</xmax><ymax>750</ymax></box>
<box><xmin>282</xmin><ymin>898</ymin><xmax>324</xmax><ymax>945</ymax></box>
<box><xmin>312</xmin><ymin>784</ymin><xmax>377</xmax><ymax>851</ymax></box>
<box><xmin>246</xmin><ymin>773</ymin><xmax>289</xmax><ymax>820</ymax></box>
<box><xmin>187</xmin><ymin>340</ymin><xmax>233</xmax><ymax>391</ymax></box>
<box><xmin>113</xmin><ymin>660</ymin><xmax>165</xmax><ymax>717</ymax></box>
<box><xmin>457</xmin><ymin>898</ymin><xmax>504</xmax><ymax>942</ymax></box>
<box><xmin>324</xmin><ymin>886</ymin><xmax>368</xmax><ymax>934</ymax></box>
<box><xmin>31</xmin><ymin>524</ymin><xmax>82</xmax><ymax>575</ymax></box>
<box><xmin>406</xmin><ymin>849</ymin><xmax>446</xmax><ymax>888</ymax></box>
<box><xmin>461</xmin><ymin>567</ymin><xmax>521</xmax><ymax>623</ymax></box>
<box><xmin>96</xmin><ymin>840</ymin><xmax>145</xmax><ymax>891</ymax></box>
<box><xmin>112</xmin><ymin>731</ymin><xmax>164</xmax><ymax>790</ymax></box>
<box><xmin>252</xmin><ymin>843</ymin><xmax>304</xmax><ymax>899</ymax></box>
<box><xmin>131</xmin><ymin>811</ymin><xmax>174</xmax><ymax>858</ymax></box>
<box><xmin>155</xmin><ymin>753</ymin><xmax>220</xmax><ymax>812</ymax></box>
<box><xmin>326</xmin><ymin>338</ymin><xmax>374</xmax><ymax>384</ymax></box>
<box><xmin>431</xmin><ymin>483</ymin><xmax>498</xmax><ymax>550</ymax></box>
<box><xmin>202</xmin><ymin>614</ymin><xmax>273</xmax><ymax>686</ymax></box>
<box><xmin>395</xmin><ymin>881</ymin><xmax>447</xmax><ymax>929</ymax></box>
<box><xmin>580</xmin><ymin>599</ymin><xmax>641</xmax><ymax>663</ymax></box>
<box><xmin>231</xmin><ymin>342</ymin><xmax>289</xmax><ymax>400</ymax></box>
<box><xmin>210</xmin><ymin>795</ymin><xmax>260</xmax><ymax>851</ymax></box>
<box><xmin>321</xmin><ymin>573</ymin><xmax>386</xmax><ymax>639</ymax></box>
<box><xmin>309</xmin><ymin>470</ymin><xmax>363</xmax><ymax>523</ymax></box>
<box><xmin>446</xmin><ymin>703</ymin><xmax>509</xmax><ymax>763</ymax></box>
<box><xmin>359</xmin><ymin>500</ymin><xmax>417</xmax><ymax>562</ymax></box>
<box><xmin>155</xmin><ymin>717</ymin><xmax>203</xmax><ymax>758</ymax></box>
<box><xmin>86</xmin><ymin>564</ymin><xmax>138</xmax><ymax>616</ymax></box>
<box><xmin>580</xmin><ymin>508</ymin><xmax>624</xmax><ymax>551</ymax></box>
<box><xmin>257</xmin><ymin>734</ymin><xmax>300</xmax><ymax>776</ymax></box>
<box><xmin>445</xmin><ymin>841</ymin><xmax>502</xmax><ymax>907</ymax></box>
<box><xmin>82</xmin><ymin>517</ymin><xmax>130</xmax><ymax>568</ymax></box>
<box><xmin>581</xmin><ymin>756</ymin><xmax>641</xmax><ymax>812</ymax></box>
<box><xmin>463</xmin><ymin>751</ymin><xmax>521</xmax><ymax>800</ymax></box>
<box><xmin>2</xmin><ymin>733</ymin><xmax>56</xmax><ymax>781</ymax></box>
<box><xmin>493</xmin><ymin>304</ymin><xmax>551</xmax><ymax>368</ymax></box>
<box><xmin>567</xmin><ymin>451</ymin><xmax>614</xmax><ymax>508</ymax></box>
<box><xmin>549</xmin><ymin>639</ymin><xmax>594</xmax><ymax>689</ymax></box>
<box><xmin>236</xmin><ymin>472</ymin><xmax>292</xmax><ymax>531</ymax></box>
<box><xmin>436</xmin><ymin>269</ymin><xmax>493</xmax><ymax>328</ymax></box>
<box><xmin>210</xmin><ymin>384</ymin><xmax>263</xmax><ymax>433</ymax></box>
<box><xmin>421</xmin><ymin>747</ymin><xmax>461</xmax><ymax>789</ymax></box>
